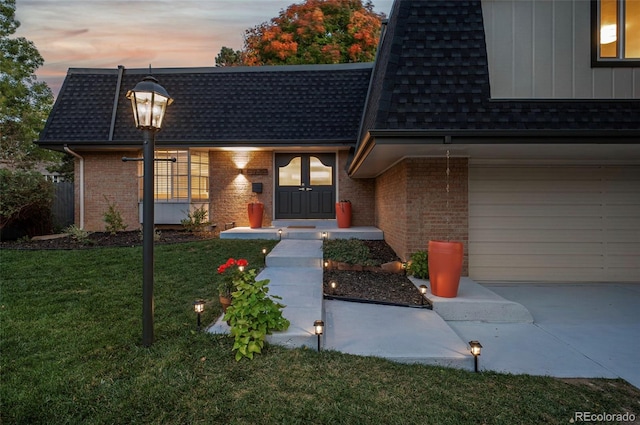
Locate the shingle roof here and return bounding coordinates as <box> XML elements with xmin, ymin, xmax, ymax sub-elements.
<box><xmin>39</xmin><ymin>63</ymin><xmax>373</xmax><ymax>149</ymax></box>
<box><xmin>359</xmin><ymin>0</ymin><xmax>640</xmax><ymax>137</ymax></box>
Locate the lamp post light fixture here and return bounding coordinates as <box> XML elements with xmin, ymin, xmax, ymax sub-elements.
<box><xmin>193</xmin><ymin>300</ymin><xmax>205</xmax><ymax>331</ymax></box>
<box><xmin>469</xmin><ymin>340</ymin><xmax>483</xmax><ymax>373</ymax></box>
<box><xmin>126</xmin><ymin>74</ymin><xmax>173</xmax><ymax>347</ymax></box>
<box><xmin>314</xmin><ymin>319</ymin><xmax>325</xmax><ymax>351</ymax></box>
<box><xmin>419</xmin><ymin>284</ymin><xmax>428</xmax><ymax>305</ymax></box>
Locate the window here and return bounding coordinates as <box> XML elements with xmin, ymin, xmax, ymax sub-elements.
<box><xmin>593</xmin><ymin>0</ymin><xmax>640</xmax><ymax>66</ymax></box>
<box><xmin>139</xmin><ymin>150</ymin><xmax>209</xmax><ymax>202</ymax></box>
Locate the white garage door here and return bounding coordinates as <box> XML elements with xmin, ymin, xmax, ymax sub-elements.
<box><xmin>469</xmin><ymin>165</ymin><xmax>640</xmax><ymax>282</ymax></box>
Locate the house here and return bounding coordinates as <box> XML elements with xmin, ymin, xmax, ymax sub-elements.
<box><xmin>38</xmin><ymin>0</ymin><xmax>640</xmax><ymax>283</ymax></box>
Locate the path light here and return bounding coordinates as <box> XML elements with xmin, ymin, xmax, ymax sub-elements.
<box><xmin>402</xmin><ymin>262</ymin><xmax>408</xmax><ymax>275</ymax></box>
<box><xmin>262</xmin><ymin>247</ymin><xmax>268</xmax><ymax>265</ymax></box>
<box><xmin>193</xmin><ymin>300</ymin><xmax>205</xmax><ymax>331</ymax></box>
<box><xmin>330</xmin><ymin>280</ymin><xmax>337</xmax><ymax>295</ymax></box>
<box><xmin>469</xmin><ymin>340</ymin><xmax>482</xmax><ymax>373</ymax></box>
<box><xmin>238</xmin><ymin>265</ymin><xmax>245</xmax><ymax>272</ymax></box>
<box><xmin>321</xmin><ymin>231</ymin><xmax>328</xmax><ymax>241</ymax></box>
<box><xmin>324</xmin><ymin>260</ymin><xmax>329</xmax><ymax>269</ymax></box>
<box><xmin>126</xmin><ymin>74</ymin><xmax>173</xmax><ymax>347</ymax></box>
<box><xmin>278</xmin><ymin>229</ymin><xmax>282</xmax><ymax>240</ymax></box>
<box><xmin>314</xmin><ymin>319</ymin><xmax>325</xmax><ymax>352</ymax></box>
<box><xmin>419</xmin><ymin>284</ymin><xmax>428</xmax><ymax>305</ymax></box>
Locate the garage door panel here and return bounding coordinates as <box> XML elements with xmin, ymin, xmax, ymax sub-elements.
<box><xmin>469</xmin><ymin>165</ymin><xmax>640</xmax><ymax>282</ymax></box>
<box><xmin>471</xmin><ymin>267</ymin><xmax>607</xmax><ymax>282</ymax></box>
<box><xmin>470</xmin><ymin>216</ymin><xmax>603</xmax><ymax>230</ymax></box>
<box><xmin>471</xmin><ymin>204</ymin><xmax>604</xmax><ymax>217</ymax></box>
<box><xmin>469</xmin><ymin>242</ymin><xmax>604</xmax><ymax>256</ymax></box>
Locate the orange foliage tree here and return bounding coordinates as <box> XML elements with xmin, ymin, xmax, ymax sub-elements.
<box><xmin>241</xmin><ymin>0</ymin><xmax>384</xmax><ymax>65</ymax></box>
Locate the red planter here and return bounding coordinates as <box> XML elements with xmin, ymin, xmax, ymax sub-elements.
<box><xmin>428</xmin><ymin>240</ymin><xmax>463</xmax><ymax>298</ymax></box>
<box><xmin>335</xmin><ymin>202</ymin><xmax>352</xmax><ymax>228</ymax></box>
<box><xmin>248</xmin><ymin>202</ymin><xmax>264</xmax><ymax>229</ymax></box>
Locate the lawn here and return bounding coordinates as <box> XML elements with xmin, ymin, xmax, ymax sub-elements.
<box><xmin>2</xmin><ymin>239</ymin><xmax>638</xmax><ymax>424</ymax></box>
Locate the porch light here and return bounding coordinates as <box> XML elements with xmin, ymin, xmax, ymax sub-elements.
<box><xmin>469</xmin><ymin>340</ymin><xmax>483</xmax><ymax>373</ymax></box>
<box><xmin>314</xmin><ymin>319</ymin><xmax>325</xmax><ymax>351</ymax></box>
<box><xmin>126</xmin><ymin>76</ymin><xmax>173</xmax><ymax>130</ymax></box>
<box><xmin>419</xmin><ymin>284</ymin><xmax>428</xmax><ymax>305</ymax></box>
<box><xmin>127</xmin><ymin>74</ymin><xmax>173</xmax><ymax>347</ymax></box>
<box><xmin>193</xmin><ymin>300</ymin><xmax>205</xmax><ymax>331</ymax></box>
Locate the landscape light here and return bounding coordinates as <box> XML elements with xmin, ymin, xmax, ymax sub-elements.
<box><xmin>314</xmin><ymin>319</ymin><xmax>325</xmax><ymax>351</ymax></box>
<box><xmin>469</xmin><ymin>340</ymin><xmax>483</xmax><ymax>373</ymax></box>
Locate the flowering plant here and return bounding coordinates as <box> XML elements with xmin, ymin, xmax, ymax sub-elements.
<box><xmin>217</xmin><ymin>258</ymin><xmax>249</xmax><ymax>298</ymax></box>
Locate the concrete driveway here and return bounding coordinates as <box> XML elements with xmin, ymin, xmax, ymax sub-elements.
<box><xmin>448</xmin><ymin>283</ymin><xmax>640</xmax><ymax>388</ymax></box>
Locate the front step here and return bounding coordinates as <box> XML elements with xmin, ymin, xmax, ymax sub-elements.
<box><xmin>221</xmin><ymin>226</ymin><xmax>384</xmax><ymax>240</ymax></box>
<box><xmin>266</xmin><ymin>240</ymin><xmax>323</xmax><ymax>268</ymax></box>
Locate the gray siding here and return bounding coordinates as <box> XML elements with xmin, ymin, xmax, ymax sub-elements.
<box><xmin>482</xmin><ymin>0</ymin><xmax>640</xmax><ymax>99</ymax></box>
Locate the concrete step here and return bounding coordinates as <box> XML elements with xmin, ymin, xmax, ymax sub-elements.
<box><xmin>220</xmin><ymin>226</ymin><xmax>384</xmax><ymax>241</ymax></box>
<box><xmin>272</xmin><ymin>219</ymin><xmax>337</xmax><ymax>228</ymax></box>
<box><xmin>266</xmin><ymin>240</ymin><xmax>323</xmax><ymax>268</ymax></box>
<box><xmin>324</xmin><ymin>300</ymin><xmax>473</xmax><ymax>369</ymax></box>
<box><xmin>410</xmin><ymin>277</ymin><xmax>534</xmax><ymax>323</ymax></box>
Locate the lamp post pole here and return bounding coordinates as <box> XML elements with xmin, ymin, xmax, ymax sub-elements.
<box><xmin>126</xmin><ymin>74</ymin><xmax>173</xmax><ymax>347</ymax></box>
<box><xmin>142</xmin><ymin>128</ymin><xmax>155</xmax><ymax>347</ymax></box>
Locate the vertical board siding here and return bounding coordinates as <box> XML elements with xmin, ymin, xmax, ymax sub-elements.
<box><xmin>469</xmin><ymin>165</ymin><xmax>640</xmax><ymax>282</ymax></box>
<box><xmin>52</xmin><ymin>182</ymin><xmax>74</xmax><ymax>229</ymax></box>
<box><xmin>482</xmin><ymin>0</ymin><xmax>640</xmax><ymax>99</ymax></box>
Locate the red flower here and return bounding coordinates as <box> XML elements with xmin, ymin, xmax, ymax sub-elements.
<box><xmin>217</xmin><ymin>264</ymin><xmax>227</xmax><ymax>274</ymax></box>
<box><xmin>236</xmin><ymin>258</ymin><xmax>248</xmax><ymax>267</ymax></box>
<box><xmin>226</xmin><ymin>258</ymin><xmax>236</xmax><ymax>266</ymax></box>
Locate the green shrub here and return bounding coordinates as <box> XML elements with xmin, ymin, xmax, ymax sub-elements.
<box><xmin>408</xmin><ymin>250</ymin><xmax>429</xmax><ymax>279</ymax></box>
<box><xmin>0</xmin><ymin>169</ymin><xmax>54</xmax><ymax>237</ymax></box>
<box><xmin>103</xmin><ymin>196</ymin><xmax>127</xmax><ymax>235</ymax></box>
<box><xmin>181</xmin><ymin>205</ymin><xmax>211</xmax><ymax>232</ymax></box>
<box><xmin>323</xmin><ymin>238</ymin><xmax>374</xmax><ymax>265</ymax></box>
<box><xmin>224</xmin><ymin>268</ymin><xmax>290</xmax><ymax>361</ymax></box>
<box><xmin>63</xmin><ymin>224</ymin><xmax>92</xmax><ymax>244</ymax></box>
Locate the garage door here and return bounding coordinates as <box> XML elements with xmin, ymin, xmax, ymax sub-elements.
<box><xmin>469</xmin><ymin>165</ymin><xmax>640</xmax><ymax>282</ymax></box>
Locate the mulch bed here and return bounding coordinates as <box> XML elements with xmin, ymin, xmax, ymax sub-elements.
<box><xmin>323</xmin><ymin>240</ymin><xmax>426</xmax><ymax>307</ymax></box>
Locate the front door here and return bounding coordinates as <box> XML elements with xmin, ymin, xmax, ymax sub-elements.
<box><xmin>275</xmin><ymin>153</ymin><xmax>336</xmax><ymax>219</ymax></box>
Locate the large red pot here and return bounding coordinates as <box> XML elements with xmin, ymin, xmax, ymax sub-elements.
<box><xmin>428</xmin><ymin>240</ymin><xmax>463</xmax><ymax>298</ymax></box>
<box><xmin>335</xmin><ymin>201</ymin><xmax>352</xmax><ymax>228</ymax></box>
<box><xmin>248</xmin><ymin>202</ymin><xmax>264</xmax><ymax>229</ymax></box>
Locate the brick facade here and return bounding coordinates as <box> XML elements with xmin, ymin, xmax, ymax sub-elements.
<box><xmin>375</xmin><ymin>157</ymin><xmax>469</xmax><ymax>275</ymax></box>
<box><xmin>336</xmin><ymin>150</ymin><xmax>375</xmax><ymax>226</ymax></box>
<box><xmin>209</xmin><ymin>150</ymin><xmax>273</xmax><ymax>228</ymax></box>
<box><xmin>76</xmin><ymin>151</ymin><xmax>140</xmax><ymax>231</ymax></box>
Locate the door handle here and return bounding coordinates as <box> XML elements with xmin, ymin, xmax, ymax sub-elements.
<box><xmin>306</xmin><ymin>188</ymin><xmax>313</xmax><ymax>191</ymax></box>
<box><xmin>298</xmin><ymin>187</ymin><xmax>305</xmax><ymax>191</ymax></box>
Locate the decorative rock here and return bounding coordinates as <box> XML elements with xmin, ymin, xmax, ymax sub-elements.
<box><xmin>381</xmin><ymin>261</ymin><xmax>404</xmax><ymax>274</ymax></box>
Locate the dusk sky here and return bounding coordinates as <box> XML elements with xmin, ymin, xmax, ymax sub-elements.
<box><xmin>14</xmin><ymin>0</ymin><xmax>394</xmax><ymax>97</ymax></box>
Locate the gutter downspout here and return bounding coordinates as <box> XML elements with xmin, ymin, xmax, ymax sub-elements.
<box><xmin>64</xmin><ymin>145</ymin><xmax>84</xmax><ymax>230</ymax></box>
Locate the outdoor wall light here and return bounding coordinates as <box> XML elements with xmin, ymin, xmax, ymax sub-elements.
<box><xmin>193</xmin><ymin>300</ymin><xmax>205</xmax><ymax>331</ymax></box>
<box><xmin>126</xmin><ymin>74</ymin><xmax>173</xmax><ymax>347</ymax></box>
<box><xmin>419</xmin><ymin>284</ymin><xmax>428</xmax><ymax>305</ymax></box>
<box><xmin>314</xmin><ymin>319</ymin><xmax>325</xmax><ymax>351</ymax></box>
<box><xmin>469</xmin><ymin>340</ymin><xmax>483</xmax><ymax>373</ymax></box>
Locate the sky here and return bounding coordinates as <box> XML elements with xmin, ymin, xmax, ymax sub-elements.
<box><xmin>14</xmin><ymin>0</ymin><xmax>394</xmax><ymax>97</ymax></box>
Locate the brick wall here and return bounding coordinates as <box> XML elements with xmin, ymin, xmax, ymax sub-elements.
<box><xmin>78</xmin><ymin>151</ymin><xmax>140</xmax><ymax>231</ymax></box>
<box><xmin>209</xmin><ymin>150</ymin><xmax>273</xmax><ymax>228</ymax></box>
<box><xmin>375</xmin><ymin>157</ymin><xmax>469</xmax><ymax>274</ymax></box>
<box><xmin>337</xmin><ymin>150</ymin><xmax>375</xmax><ymax>226</ymax></box>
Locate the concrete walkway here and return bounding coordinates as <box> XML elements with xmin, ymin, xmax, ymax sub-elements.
<box><xmin>209</xmin><ymin>237</ymin><xmax>640</xmax><ymax>388</ymax></box>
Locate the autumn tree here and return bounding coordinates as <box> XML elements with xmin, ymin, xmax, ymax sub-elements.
<box><xmin>241</xmin><ymin>0</ymin><xmax>383</xmax><ymax>66</ymax></box>
<box><xmin>0</xmin><ymin>0</ymin><xmax>56</xmax><ymax>169</ymax></box>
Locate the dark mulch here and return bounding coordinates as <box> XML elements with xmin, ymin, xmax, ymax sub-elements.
<box><xmin>323</xmin><ymin>240</ymin><xmax>424</xmax><ymax>307</ymax></box>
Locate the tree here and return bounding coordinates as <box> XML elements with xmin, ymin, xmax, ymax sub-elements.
<box><xmin>215</xmin><ymin>46</ymin><xmax>244</xmax><ymax>67</ymax></box>
<box><xmin>240</xmin><ymin>0</ymin><xmax>383</xmax><ymax>66</ymax></box>
<box><xmin>0</xmin><ymin>0</ymin><xmax>57</xmax><ymax>169</ymax></box>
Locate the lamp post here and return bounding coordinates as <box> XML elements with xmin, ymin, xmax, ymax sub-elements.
<box><xmin>126</xmin><ymin>75</ymin><xmax>173</xmax><ymax>347</ymax></box>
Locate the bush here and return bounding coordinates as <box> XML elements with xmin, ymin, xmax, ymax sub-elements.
<box><xmin>0</xmin><ymin>169</ymin><xmax>54</xmax><ymax>238</ymax></box>
<box><xmin>103</xmin><ymin>196</ymin><xmax>127</xmax><ymax>235</ymax></box>
<box><xmin>181</xmin><ymin>205</ymin><xmax>211</xmax><ymax>232</ymax></box>
<box><xmin>408</xmin><ymin>250</ymin><xmax>429</xmax><ymax>279</ymax></box>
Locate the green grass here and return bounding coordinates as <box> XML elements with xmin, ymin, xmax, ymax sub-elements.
<box><xmin>2</xmin><ymin>240</ymin><xmax>639</xmax><ymax>424</ymax></box>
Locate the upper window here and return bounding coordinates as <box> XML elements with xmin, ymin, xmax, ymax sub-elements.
<box><xmin>593</xmin><ymin>0</ymin><xmax>640</xmax><ymax>66</ymax></box>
